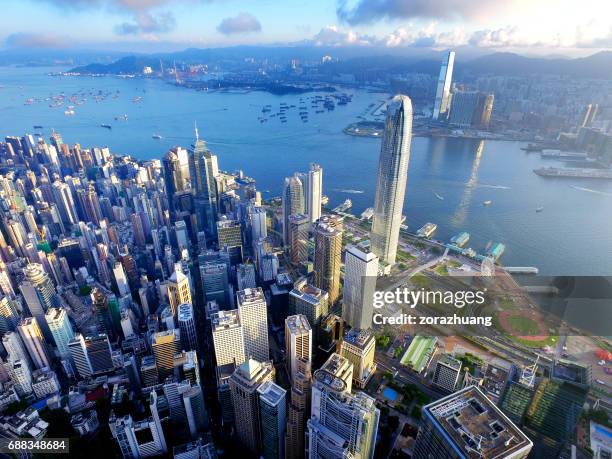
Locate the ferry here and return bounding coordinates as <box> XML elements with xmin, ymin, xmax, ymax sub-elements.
<box><xmin>100</xmin><ymin>124</ymin><xmax>112</xmax><ymax>129</ymax></box>
<box><xmin>536</xmin><ymin>206</ymin><xmax>544</xmax><ymax>213</ymax></box>
<box><xmin>434</xmin><ymin>192</ymin><xmax>444</xmax><ymax>200</ymax></box>
<box><xmin>534</xmin><ymin>167</ymin><xmax>612</xmax><ymax>180</ymax></box>
<box><xmin>485</xmin><ymin>242</ymin><xmax>505</xmax><ymax>261</ymax></box>
<box><xmin>333</xmin><ymin>199</ymin><xmax>352</xmax><ymax>213</ymax></box>
<box><xmin>483</xmin><ymin>200</ymin><xmax>492</xmax><ymax>206</ymax></box>
<box><xmin>152</xmin><ymin>134</ymin><xmax>162</xmax><ymax>140</ymax></box>
<box><xmin>450</xmin><ymin>232</ymin><xmax>470</xmax><ymax>248</ymax></box>
<box><xmin>417</xmin><ymin>223</ymin><xmax>437</xmax><ymax>238</ymax></box>
<box><xmin>64</xmin><ymin>110</ymin><xmax>75</xmax><ymax>116</ymax></box>
<box><xmin>33</xmin><ymin>125</ymin><xmax>43</xmax><ymax>129</ymax></box>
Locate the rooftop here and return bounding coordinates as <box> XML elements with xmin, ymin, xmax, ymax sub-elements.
<box><xmin>257</xmin><ymin>380</ymin><xmax>287</xmax><ymax>406</ymax></box>
<box><xmin>286</xmin><ymin>314</ymin><xmax>311</xmax><ymax>334</ymax></box>
<box><xmin>424</xmin><ymin>385</ymin><xmax>532</xmax><ymax>459</ymax></box>
<box><xmin>343</xmin><ymin>328</ymin><xmax>374</xmax><ymax>348</ymax></box>
<box><xmin>211</xmin><ymin>309</ymin><xmax>241</xmax><ymax>330</ymax></box>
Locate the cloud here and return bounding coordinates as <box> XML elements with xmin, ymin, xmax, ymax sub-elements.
<box><xmin>217</xmin><ymin>13</ymin><xmax>262</xmax><ymax>35</ymax></box>
<box><xmin>336</xmin><ymin>0</ymin><xmax>519</xmax><ymax>25</ymax></box>
<box><xmin>115</xmin><ymin>11</ymin><xmax>176</xmax><ymax>35</ymax></box>
<box><xmin>4</xmin><ymin>32</ymin><xmax>70</xmax><ymax>49</ymax></box>
<box><xmin>311</xmin><ymin>25</ymin><xmax>375</xmax><ymax>46</ymax></box>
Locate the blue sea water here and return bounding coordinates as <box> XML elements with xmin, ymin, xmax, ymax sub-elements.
<box><xmin>1</xmin><ymin>66</ymin><xmax>611</xmax><ymax>275</ymax></box>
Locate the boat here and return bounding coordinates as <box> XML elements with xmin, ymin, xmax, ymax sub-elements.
<box><xmin>533</xmin><ymin>167</ymin><xmax>612</xmax><ymax>180</ymax></box>
<box><xmin>483</xmin><ymin>200</ymin><xmax>492</xmax><ymax>206</ymax></box>
<box><xmin>450</xmin><ymin>232</ymin><xmax>470</xmax><ymax>248</ymax></box>
<box><xmin>332</xmin><ymin>199</ymin><xmax>352</xmax><ymax>213</ymax></box>
<box><xmin>33</xmin><ymin>125</ymin><xmax>43</xmax><ymax>129</ymax></box>
<box><xmin>486</xmin><ymin>242</ymin><xmax>505</xmax><ymax>261</ymax></box>
<box><xmin>152</xmin><ymin>134</ymin><xmax>162</xmax><ymax>139</ymax></box>
<box><xmin>417</xmin><ymin>222</ymin><xmax>437</xmax><ymax>238</ymax></box>
<box><xmin>434</xmin><ymin>192</ymin><xmax>444</xmax><ymax>200</ymax></box>
<box><xmin>521</xmin><ymin>143</ymin><xmax>543</xmax><ymax>152</ymax></box>
<box><xmin>536</xmin><ymin>206</ymin><xmax>544</xmax><ymax>213</ymax></box>
<box><xmin>64</xmin><ymin>110</ymin><xmax>75</xmax><ymax>116</ymax></box>
<box><xmin>100</xmin><ymin>124</ymin><xmax>112</xmax><ymax>129</ymax></box>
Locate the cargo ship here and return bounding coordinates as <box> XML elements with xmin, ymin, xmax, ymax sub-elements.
<box><xmin>450</xmin><ymin>232</ymin><xmax>470</xmax><ymax>248</ymax></box>
<box><xmin>417</xmin><ymin>223</ymin><xmax>437</xmax><ymax>238</ymax></box>
<box><xmin>534</xmin><ymin>167</ymin><xmax>612</xmax><ymax>179</ymax></box>
<box><xmin>485</xmin><ymin>242</ymin><xmax>505</xmax><ymax>261</ymax></box>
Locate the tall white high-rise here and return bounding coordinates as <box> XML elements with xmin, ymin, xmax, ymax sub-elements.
<box><xmin>2</xmin><ymin>331</ymin><xmax>31</xmax><ymax>367</ymax></box>
<box><xmin>432</xmin><ymin>51</ymin><xmax>455</xmax><ymax>120</ymax></box>
<box><xmin>285</xmin><ymin>314</ymin><xmax>312</xmax><ymax>383</ymax></box>
<box><xmin>17</xmin><ymin>317</ymin><xmax>50</xmax><ymax>369</ymax></box>
<box><xmin>371</xmin><ymin>95</ymin><xmax>413</xmax><ymax>265</ymax></box>
<box><xmin>113</xmin><ymin>262</ymin><xmax>130</xmax><ymax>297</ymax></box>
<box><xmin>211</xmin><ymin>309</ymin><xmax>246</xmax><ymax>366</ymax></box>
<box><xmin>342</xmin><ymin>246</ymin><xmax>379</xmax><ymax>330</ymax></box>
<box><xmin>237</xmin><ymin>288</ymin><xmax>269</xmax><ymax>362</ymax></box>
<box><xmin>45</xmin><ymin>307</ymin><xmax>75</xmax><ymax>358</ymax></box>
<box><xmin>282</xmin><ymin>175</ymin><xmax>305</xmax><ymax>245</ymax></box>
<box><xmin>306</xmin><ymin>163</ymin><xmax>323</xmax><ymax>223</ymax></box>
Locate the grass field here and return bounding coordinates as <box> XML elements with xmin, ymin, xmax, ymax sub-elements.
<box><xmin>506</xmin><ymin>315</ymin><xmax>541</xmax><ymax>335</ymax></box>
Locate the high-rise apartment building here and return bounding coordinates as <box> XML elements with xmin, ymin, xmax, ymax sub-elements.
<box><xmin>342</xmin><ymin>246</ymin><xmax>379</xmax><ymax>330</ymax></box>
<box><xmin>313</xmin><ymin>215</ymin><xmax>342</xmax><ymax>305</ymax></box>
<box><xmin>237</xmin><ymin>288</ymin><xmax>269</xmax><ymax>362</ymax></box>
<box><xmin>371</xmin><ymin>95</ymin><xmax>413</xmax><ymax>265</ymax></box>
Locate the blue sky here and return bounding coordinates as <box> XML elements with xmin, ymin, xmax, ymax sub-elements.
<box><xmin>2</xmin><ymin>0</ymin><xmax>611</xmax><ymax>55</ymax></box>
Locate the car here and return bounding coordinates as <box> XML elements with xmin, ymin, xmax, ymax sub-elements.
<box><xmin>595</xmin><ymin>379</ymin><xmax>607</xmax><ymax>386</ymax></box>
<box><xmin>598</xmin><ymin>360</ymin><xmax>606</xmax><ymax>366</ymax></box>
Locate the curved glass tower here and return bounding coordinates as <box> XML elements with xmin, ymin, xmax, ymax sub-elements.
<box><xmin>371</xmin><ymin>95</ymin><xmax>413</xmax><ymax>265</ymax></box>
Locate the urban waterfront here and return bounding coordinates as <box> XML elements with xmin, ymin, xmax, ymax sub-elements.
<box><xmin>1</xmin><ymin>66</ymin><xmax>612</xmax><ymax>275</ymax></box>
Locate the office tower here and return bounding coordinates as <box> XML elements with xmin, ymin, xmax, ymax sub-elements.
<box><xmin>113</xmin><ymin>261</ymin><xmax>130</xmax><ymax>297</ymax></box>
<box><xmin>111</xmin><ymin>413</ymin><xmax>168</xmax><ymax>458</ymax></box>
<box><xmin>92</xmin><ymin>288</ymin><xmax>118</xmax><ymax>342</ymax></box>
<box><xmin>45</xmin><ymin>307</ymin><xmax>74</xmax><ymax>358</ymax></box>
<box><xmin>216</xmin><ymin>219</ymin><xmax>243</xmax><ymax>265</ymax></box>
<box><xmin>163</xmin><ymin>147</ymin><xmax>190</xmax><ymax>215</ymax></box>
<box><xmin>21</xmin><ymin>263</ymin><xmax>56</xmax><ymax>318</ymax></box>
<box><xmin>51</xmin><ymin>180</ymin><xmax>78</xmax><ymax>226</ymax></box>
<box><xmin>0</xmin><ymin>296</ymin><xmax>19</xmax><ymax>334</ymax></box>
<box><xmin>413</xmin><ymin>386</ymin><xmax>533</xmax><ymax>459</ymax></box>
<box><xmin>236</xmin><ymin>263</ymin><xmax>257</xmax><ymax>290</ymax></box>
<box><xmin>5</xmin><ymin>359</ymin><xmax>32</xmax><ymax>396</ymax></box>
<box><xmin>307</xmin><ymin>353</ymin><xmax>378</xmax><ymax>459</ymax></box>
<box><xmin>86</xmin><ymin>334</ymin><xmax>114</xmax><ymax>374</ymax></box>
<box><xmin>200</xmin><ymin>260</ymin><xmax>230</xmax><ymax>307</ymax></box>
<box><xmin>167</xmin><ymin>264</ymin><xmax>192</xmax><ymax>316</ymax></box>
<box><xmin>80</xmin><ymin>184</ymin><xmax>103</xmax><ymax>226</ymax></box>
<box><xmin>140</xmin><ymin>355</ymin><xmax>159</xmax><ymax>388</ymax></box>
<box><xmin>285</xmin><ymin>314</ymin><xmax>312</xmax><ymax>382</ymax></box>
<box><xmin>318</xmin><ymin>353</ymin><xmax>353</xmax><ymax>393</ymax></box>
<box><xmin>285</xmin><ymin>358</ymin><xmax>312</xmax><ymax>459</ymax></box>
<box><xmin>3</xmin><ymin>331</ymin><xmax>31</xmax><ymax>367</ymax></box>
<box><xmin>174</xmin><ymin>350</ymin><xmax>200</xmax><ymax>386</ymax></box>
<box><xmin>288</xmin><ymin>214</ymin><xmax>309</xmax><ymax>266</ymax></box>
<box><xmin>163</xmin><ymin>378</ymin><xmax>188</xmax><ymax>424</ymax></box>
<box><xmin>17</xmin><ymin>317</ymin><xmax>50</xmax><ymax>369</ymax></box>
<box><xmin>306</xmin><ymin>163</ymin><xmax>323</xmax><ymax>223</ymax></box>
<box><xmin>313</xmin><ymin>215</ymin><xmax>342</xmax><ymax>305</ymax></box>
<box><xmin>152</xmin><ymin>329</ymin><xmax>181</xmax><ymax>381</ymax></box>
<box><xmin>340</xmin><ymin>329</ymin><xmax>376</xmax><ymax>389</ymax></box>
<box><xmin>229</xmin><ymin>359</ymin><xmax>275</xmax><ymax>453</ymax></box>
<box><xmin>371</xmin><ymin>95</ymin><xmax>413</xmax><ymax>265</ymax></box>
<box><xmin>448</xmin><ymin>91</ymin><xmax>494</xmax><ymax>128</ymax></box>
<box><xmin>130</xmin><ymin>213</ymin><xmax>146</xmax><ymax>247</ymax></box>
<box><xmin>212</xmin><ymin>309</ymin><xmax>246</xmax><ymax>366</ymax></box>
<box><xmin>183</xmin><ymin>384</ymin><xmax>207</xmax><ymax>438</ymax></box>
<box><xmin>260</xmin><ymin>253</ymin><xmax>279</xmax><ymax>284</ymax></box>
<box><xmin>432</xmin><ymin>50</ymin><xmax>455</xmax><ymax>120</ymax></box>
<box><xmin>178</xmin><ymin>303</ymin><xmax>198</xmax><ymax>352</ymax></box>
<box><xmin>237</xmin><ymin>288</ymin><xmax>269</xmax><ymax>362</ymax></box>
<box><xmin>289</xmin><ymin>278</ymin><xmax>328</xmax><ymax>347</ymax></box>
<box><xmin>68</xmin><ymin>333</ymin><xmax>93</xmax><ymax>378</ymax></box>
<box><xmin>120</xmin><ymin>310</ymin><xmax>134</xmax><ymax>338</ymax></box>
<box><xmin>189</xmin><ymin>130</ymin><xmax>219</xmax><ymax>238</ymax></box>
<box><xmin>432</xmin><ymin>354</ymin><xmax>462</xmax><ymax>392</ymax></box>
<box><xmin>31</xmin><ymin>367</ymin><xmax>60</xmax><ymax>398</ymax></box>
<box><xmin>257</xmin><ymin>381</ymin><xmax>287</xmax><ymax>459</ymax></box>
<box><xmin>282</xmin><ymin>175</ymin><xmax>305</xmax><ymax>244</ymax></box>
<box><xmin>342</xmin><ymin>246</ymin><xmax>379</xmax><ymax>330</ymax></box>
<box><xmin>580</xmin><ymin>103</ymin><xmax>599</xmax><ymax>128</ymax></box>
<box><xmin>250</xmin><ymin>206</ymin><xmax>267</xmax><ymax>242</ymax></box>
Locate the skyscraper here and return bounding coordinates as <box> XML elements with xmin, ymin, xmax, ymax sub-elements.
<box><xmin>432</xmin><ymin>50</ymin><xmax>455</xmax><ymax>120</ymax></box>
<box><xmin>237</xmin><ymin>288</ymin><xmax>269</xmax><ymax>362</ymax></box>
<box><xmin>152</xmin><ymin>328</ymin><xmax>181</xmax><ymax>381</ymax></box>
<box><xmin>211</xmin><ymin>309</ymin><xmax>246</xmax><ymax>366</ymax></box>
<box><xmin>189</xmin><ymin>129</ymin><xmax>219</xmax><ymax>239</ymax></box>
<box><xmin>21</xmin><ymin>263</ymin><xmax>57</xmax><ymax>318</ymax></box>
<box><xmin>178</xmin><ymin>303</ymin><xmax>198</xmax><ymax>352</ymax></box>
<box><xmin>167</xmin><ymin>264</ymin><xmax>192</xmax><ymax>316</ymax></box>
<box><xmin>229</xmin><ymin>359</ymin><xmax>275</xmax><ymax>453</ymax></box>
<box><xmin>371</xmin><ymin>95</ymin><xmax>413</xmax><ymax>265</ymax></box>
<box><xmin>413</xmin><ymin>386</ymin><xmax>533</xmax><ymax>459</ymax></box>
<box><xmin>306</xmin><ymin>163</ymin><xmax>323</xmax><ymax>223</ymax></box>
<box><xmin>342</xmin><ymin>246</ymin><xmax>379</xmax><ymax>330</ymax></box>
<box><xmin>289</xmin><ymin>278</ymin><xmax>329</xmax><ymax>348</ymax></box>
<box><xmin>307</xmin><ymin>354</ymin><xmax>379</xmax><ymax>459</ymax></box>
<box><xmin>257</xmin><ymin>380</ymin><xmax>287</xmax><ymax>459</ymax></box>
<box><xmin>313</xmin><ymin>215</ymin><xmax>343</xmax><ymax>305</ymax></box>
<box><xmin>339</xmin><ymin>328</ymin><xmax>377</xmax><ymax>389</ymax></box>
<box><xmin>287</xmin><ymin>213</ymin><xmax>310</xmax><ymax>266</ymax></box>
<box><xmin>285</xmin><ymin>357</ymin><xmax>312</xmax><ymax>459</ymax></box>
<box><xmin>45</xmin><ymin>307</ymin><xmax>75</xmax><ymax>358</ymax></box>
<box><xmin>282</xmin><ymin>175</ymin><xmax>305</xmax><ymax>244</ymax></box>
<box><xmin>17</xmin><ymin>317</ymin><xmax>50</xmax><ymax>369</ymax></box>
<box><xmin>216</xmin><ymin>218</ymin><xmax>243</xmax><ymax>265</ymax></box>
<box><xmin>431</xmin><ymin>354</ymin><xmax>462</xmax><ymax>392</ymax></box>
<box><xmin>285</xmin><ymin>314</ymin><xmax>312</xmax><ymax>383</ymax></box>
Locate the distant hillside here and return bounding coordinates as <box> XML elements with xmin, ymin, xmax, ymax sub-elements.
<box><xmin>68</xmin><ymin>48</ymin><xmax>612</xmax><ymax>80</ymax></box>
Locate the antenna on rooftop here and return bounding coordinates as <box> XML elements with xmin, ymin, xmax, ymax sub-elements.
<box><xmin>194</xmin><ymin>121</ymin><xmax>199</xmax><ymax>141</ymax></box>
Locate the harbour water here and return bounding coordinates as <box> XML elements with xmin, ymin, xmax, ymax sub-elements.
<box><xmin>1</xmin><ymin>66</ymin><xmax>611</xmax><ymax>275</ymax></box>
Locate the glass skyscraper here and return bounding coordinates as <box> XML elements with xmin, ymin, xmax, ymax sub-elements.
<box><xmin>371</xmin><ymin>95</ymin><xmax>413</xmax><ymax>265</ymax></box>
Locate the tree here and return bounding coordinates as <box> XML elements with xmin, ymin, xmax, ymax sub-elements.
<box><xmin>411</xmin><ymin>406</ymin><xmax>422</xmax><ymax>420</ymax></box>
